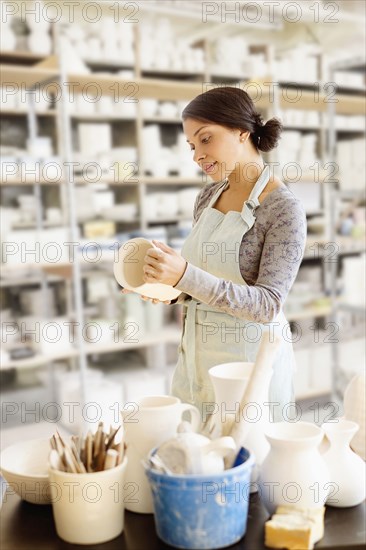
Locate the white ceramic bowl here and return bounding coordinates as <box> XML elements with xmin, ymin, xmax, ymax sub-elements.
<box><xmin>114</xmin><ymin>238</ymin><xmax>181</xmax><ymax>301</ymax></box>
<box><xmin>0</xmin><ymin>438</ymin><xmax>52</xmax><ymax>504</ymax></box>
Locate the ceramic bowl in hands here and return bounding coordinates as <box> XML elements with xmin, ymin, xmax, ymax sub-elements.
<box><xmin>113</xmin><ymin>238</ymin><xmax>181</xmax><ymax>301</ymax></box>
<box><xmin>0</xmin><ymin>438</ymin><xmax>51</xmax><ymax>504</ymax></box>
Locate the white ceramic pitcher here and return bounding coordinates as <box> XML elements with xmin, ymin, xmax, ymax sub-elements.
<box><xmin>122</xmin><ymin>395</ymin><xmax>200</xmax><ymax>513</ymax></box>
<box><xmin>259</xmin><ymin>422</ymin><xmax>330</xmax><ymax>514</ymax></box>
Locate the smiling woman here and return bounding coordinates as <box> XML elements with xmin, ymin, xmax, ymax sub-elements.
<box><xmin>124</xmin><ymin>86</ymin><xmax>307</xmax><ymax>419</ymax></box>
<box><xmin>164</xmin><ymin>86</ymin><xmax>307</xmax><ymax>419</ymax></box>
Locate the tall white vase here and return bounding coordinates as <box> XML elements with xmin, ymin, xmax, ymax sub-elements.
<box><xmin>209</xmin><ymin>362</ymin><xmax>271</xmax><ymax>491</ymax></box>
<box><xmin>259</xmin><ymin>422</ymin><xmax>330</xmax><ymax>514</ymax></box>
<box><xmin>322</xmin><ymin>419</ymin><xmax>366</xmax><ymax>507</ymax></box>
<box><xmin>343</xmin><ymin>373</ymin><xmax>365</xmax><ymax>460</ymax></box>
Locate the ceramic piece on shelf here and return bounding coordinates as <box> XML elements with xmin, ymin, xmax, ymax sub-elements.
<box><xmin>322</xmin><ymin>419</ymin><xmax>366</xmax><ymax>507</ymax></box>
<box><xmin>122</xmin><ymin>395</ymin><xmax>200</xmax><ymax>513</ymax></box>
<box><xmin>157</xmin><ymin>101</ymin><xmax>178</xmax><ymax>118</ymax></box>
<box><xmin>46</xmin><ymin>207</ymin><xmax>62</xmax><ymax>223</ymax></box>
<box><xmin>155</xmin><ymin>192</ymin><xmax>178</xmax><ymax>217</ymax></box>
<box><xmin>177</xmin><ymin>188</ymin><xmax>201</xmax><ymax>214</ymax></box>
<box><xmin>96</xmin><ymin>95</ymin><xmax>114</xmax><ymax>115</ymax></box>
<box><xmin>343</xmin><ymin>373</ymin><xmax>366</xmax><ymax>460</ymax></box>
<box><xmin>101</xmin><ymin>203</ymin><xmax>137</xmax><ymax>221</ymax></box>
<box><xmin>75</xmin><ymin>92</ymin><xmax>96</xmax><ymax>115</ymax></box>
<box><xmin>78</xmin><ymin>123</ymin><xmax>112</xmax><ymax>156</ymax></box>
<box><xmin>60</xmin><ymin>37</ymin><xmax>89</xmax><ymax>74</ymax></box>
<box><xmin>24</xmin><ymin>1</ymin><xmax>51</xmax><ymax>31</ymax></box>
<box><xmin>141</xmin><ymin>99</ymin><xmax>158</xmax><ymax>117</ymax></box>
<box><xmin>28</xmin><ymin>31</ymin><xmax>52</xmax><ymax>55</ymax></box>
<box><xmin>1</xmin><ymin>26</ymin><xmax>16</xmax><ymax>51</ymax></box>
<box><xmin>144</xmin><ymin>300</ymin><xmax>164</xmax><ymax>334</ymax></box>
<box><xmin>86</xmin><ymin>36</ymin><xmax>102</xmax><ymax>59</ymax></box>
<box><xmin>259</xmin><ymin>422</ymin><xmax>330</xmax><ymax>514</ymax></box>
<box><xmin>114</xmin><ymin>238</ymin><xmax>181</xmax><ymax>301</ymax></box>
<box><xmin>26</xmin><ymin>136</ymin><xmax>53</xmax><ymax>158</ymax></box>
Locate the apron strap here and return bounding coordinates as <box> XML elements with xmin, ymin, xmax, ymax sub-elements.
<box><xmin>240</xmin><ymin>164</ymin><xmax>270</xmax><ymax>230</ymax></box>
<box><xmin>185</xmin><ymin>298</ymin><xmax>198</xmax><ymax>401</ymax></box>
<box><xmin>206</xmin><ymin>177</ymin><xmax>229</xmax><ymax>209</ymax></box>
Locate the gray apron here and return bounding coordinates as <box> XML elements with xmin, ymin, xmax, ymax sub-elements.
<box><xmin>171</xmin><ymin>165</ymin><xmax>295</xmax><ymax>422</ymax></box>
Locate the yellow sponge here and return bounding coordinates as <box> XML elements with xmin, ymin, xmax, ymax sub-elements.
<box><xmin>275</xmin><ymin>505</ymin><xmax>325</xmax><ymax>543</ymax></box>
<box><xmin>265</xmin><ymin>514</ymin><xmax>314</xmax><ymax>550</ymax></box>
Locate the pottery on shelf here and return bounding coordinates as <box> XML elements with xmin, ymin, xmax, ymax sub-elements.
<box><xmin>322</xmin><ymin>419</ymin><xmax>366</xmax><ymax>507</ymax></box>
<box><xmin>28</xmin><ymin>31</ymin><xmax>52</xmax><ymax>55</ymax></box>
<box><xmin>259</xmin><ymin>422</ymin><xmax>330</xmax><ymax>514</ymax></box>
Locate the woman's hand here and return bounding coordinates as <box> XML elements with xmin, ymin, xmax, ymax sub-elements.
<box><xmin>120</xmin><ymin>288</ymin><xmax>171</xmax><ymax>305</ymax></box>
<box><xmin>143</xmin><ymin>240</ymin><xmax>187</xmax><ymax>287</ymax></box>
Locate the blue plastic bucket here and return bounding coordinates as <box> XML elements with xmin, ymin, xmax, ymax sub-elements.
<box><xmin>145</xmin><ymin>447</ymin><xmax>254</xmax><ymax>549</ymax></box>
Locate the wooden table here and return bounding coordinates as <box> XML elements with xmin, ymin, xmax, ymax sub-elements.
<box><xmin>1</xmin><ymin>489</ymin><xmax>365</xmax><ymax>550</ymax></box>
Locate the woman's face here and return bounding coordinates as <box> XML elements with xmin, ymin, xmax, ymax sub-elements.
<box><xmin>183</xmin><ymin>117</ymin><xmax>249</xmax><ymax>182</ymax></box>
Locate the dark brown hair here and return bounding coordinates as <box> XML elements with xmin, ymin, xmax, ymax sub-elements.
<box><xmin>182</xmin><ymin>86</ymin><xmax>283</xmax><ymax>153</ymax></box>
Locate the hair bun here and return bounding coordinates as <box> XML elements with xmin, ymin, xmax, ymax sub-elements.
<box><xmin>257</xmin><ymin>117</ymin><xmax>283</xmax><ymax>152</ymax></box>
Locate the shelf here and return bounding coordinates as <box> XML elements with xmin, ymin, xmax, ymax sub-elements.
<box><xmin>0</xmin><ymin>325</ymin><xmax>182</xmax><ymax>371</ymax></box>
<box><xmin>11</xmin><ymin>220</ymin><xmax>64</xmax><ymax>229</ymax></box>
<box><xmin>67</xmin><ymin>73</ymin><xmax>204</xmax><ymax>101</ymax></box>
<box><xmin>285</xmin><ymin>304</ymin><xmax>332</xmax><ymax>321</ymax></box>
<box><xmin>284</xmin><ymin>170</ymin><xmax>329</xmax><ymax>183</ymax></box>
<box><xmin>332</xmin><ymin>57</ymin><xmax>366</xmax><ymax>72</ymax></box>
<box><xmin>0</xmin><ymin>50</ymin><xmax>47</xmax><ymax>64</ymax></box>
<box><xmin>278</xmin><ymin>80</ymin><xmax>323</xmax><ymax>89</ymax></box>
<box><xmin>84</xmin><ymin>59</ymin><xmax>134</xmax><ymax>70</ymax></box>
<box><xmin>1</xmin><ymin>109</ymin><xmax>56</xmax><ymax>117</ymax></box>
<box><xmin>0</xmin><ymin>274</ymin><xmax>63</xmax><ymax>288</ymax></box>
<box><xmin>147</xmin><ymin>215</ymin><xmax>192</xmax><ymax>224</ymax></box>
<box><xmin>143</xmin><ymin>116</ymin><xmax>182</xmax><ymax>123</ymax></box>
<box><xmin>0</xmin><ymin>179</ymin><xmax>62</xmax><ymax>186</ymax></box>
<box><xmin>335</xmin><ymin>85</ymin><xmax>366</xmax><ymax>94</ymax></box>
<box><xmin>278</xmin><ymin>89</ymin><xmax>366</xmax><ymax>115</ymax></box>
<box><xmin>0</xmin><ymin>176</ymin><xmax>204</xmax><ymax>187</ymax></box>
<box><xmin>141</xmin><ymin>68</ymin><xmax>205</xmax><ymax>78</ymax></box>
<box><xmin>70</xmin><ymin>114</ymin><xmax>136</xmax><ymax>122</ymax></box>
<box><xmin>336</xmin><ymin>128</ymin><xmax>365</xmax><ymax>134</ymax></box>
<box><xmin>283</xmin><ymin>125</ymin><xmax>322</xmax><ymax>131</ymax></box>
<box><xmin>336</xmin><ymin>303</ymin><xmax>366</xmax><ymax>315</ymax></box>
<box><xmin>74</xmin><ymin>178</ymin><xmax>139</xmax><ymax>186</ymax></box>
<box><xmin>143</xmin><ymin>176</ymin><xmax>203</xmax><ymax>185</ymax></box>
<box><xmin>0</xmin><ymin>64</ymin><xmax>59</xmax><ymax>88</ymax></box>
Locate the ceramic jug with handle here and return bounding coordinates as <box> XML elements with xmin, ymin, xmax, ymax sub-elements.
<box><xmin>122</xmin><ymin>395</ymin><xmax>200</xmax><ymax>513</ymax></box>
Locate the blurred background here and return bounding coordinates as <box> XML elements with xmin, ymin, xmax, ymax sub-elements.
<box><xmin>1</xmin><ymin>0</ymin><xmax>365</xmax><ymax>445</ymax></box>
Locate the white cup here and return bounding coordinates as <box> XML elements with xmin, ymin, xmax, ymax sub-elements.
<box><xmin>49</xmin><ymin>457</ymin><xmax>128</xmax><ymax>545</ymax></box>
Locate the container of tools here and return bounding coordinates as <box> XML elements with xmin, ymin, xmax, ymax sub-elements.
<box><xmin>48</xmin><ymin>424</ymin><xmax>127</xmax><ymax>545</ymax></box>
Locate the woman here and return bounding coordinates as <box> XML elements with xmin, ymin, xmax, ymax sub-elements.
<box><xmin>122</xmin><ymin>86</ymin><xmax>307</xmax><ymax>421</ymax></box>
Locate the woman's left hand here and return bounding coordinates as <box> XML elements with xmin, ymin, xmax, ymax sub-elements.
<box><xmin>143</xmin><ymin>240</ymin><xmax>187</xmax><ymax>287</ymax></box>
